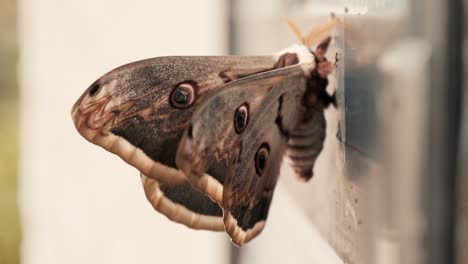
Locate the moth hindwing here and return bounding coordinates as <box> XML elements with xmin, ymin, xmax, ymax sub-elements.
<box><xmin>176</xmin><ymin>64</ymin><xmax>309</xmax><ymax>245</ymax></box>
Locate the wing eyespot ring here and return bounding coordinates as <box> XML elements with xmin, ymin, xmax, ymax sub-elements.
<box><xmin>234</xmin><ymin>103</ymin><xmax>249</xmax><ymax>134</ymax></box>
<box><xmin>170</xmin><ymin>81</ymin><xmax>198</xmax><ymax>109</ymax></box>
<box><xmin>255</xmin><ymin>143</ymin><xmax>270</xmax><ymax>176</ymax></box>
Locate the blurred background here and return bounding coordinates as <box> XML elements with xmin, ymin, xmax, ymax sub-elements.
<box><xmin>0</xmin><ymin>0</ymin><xmax>466</xmax><ymax>263</ymax></box>
<box><xmin>0</xmin><ymin>0</ymin><xmax>19</xmax><ymax>263</ymax></box>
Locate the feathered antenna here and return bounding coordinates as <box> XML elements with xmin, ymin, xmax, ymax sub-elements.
<box><xmin>284</xmin><ymin>15</ymin><xmax>337</xmax><ymax>47</ymax></box>
<box><xmin>284</xmin><ymin>17</ymin><xmax>305</xmax><ymax>44</ymax></box>
<box><xmin>304</xmin><ymin>14</ymin><xmax>337</xmax><ymax>47</ymax></box>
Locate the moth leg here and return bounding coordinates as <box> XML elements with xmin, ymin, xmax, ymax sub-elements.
<box><xmin>317</xmin><ymin>61</ymin><xmax>335</xmax><ymax>78</ymax></box>
<box><xmin>320</xmin><ymin>90</ymin><xmax>337</xmax><ymax>108</ymax></box>
<box><xmin>334</xmin><ymin>52</ymin><xmax>340</xmax><ymax>67</ymax></box>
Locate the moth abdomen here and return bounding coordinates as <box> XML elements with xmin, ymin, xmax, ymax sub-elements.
<box><xmin>287</xmin><ymin>109</ymin><xmax>326</xmax><ymax>181</ymax></box>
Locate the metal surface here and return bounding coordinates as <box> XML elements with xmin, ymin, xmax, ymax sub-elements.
<box><xmin>378</xmin><ymin>38</ymin><xmax>431</xmax><ymax>264</ymax></box>
<box><xmin>458</xmin><ymin>6</ymin><xmax>468</xmax><ymax>260</ymax></box>
<box><xmin>458</xmin><ymin>51</ymin><xmax>468</xmax><ymax>263</ymax></box>
<box><xmin>422</xmin><ymin>1</ymin><xmax>463</xmax><ymax>263</ymax></box>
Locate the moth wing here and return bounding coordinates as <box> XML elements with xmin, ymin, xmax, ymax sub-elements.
<box><xmin>72</xmin><ymin>56</ymin><xmax>277</xmax><ymax>230</ymax></box>
<box><xmin>72</xmin><ymin>56</ymin><xmax>277</xmax><ymax>185</ymax></box>
<box><xmin>140</xmin><ymin>174</ymin><xmax>224</xmax><ymax>231</ymax></box>
<box><xmin>176</xmin><ymin>65</ymin><xmax>308</xmax><ymax>245</ymax></box>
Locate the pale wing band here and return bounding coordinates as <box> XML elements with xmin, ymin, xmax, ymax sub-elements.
<box><xmin>141</xmin><ymin>174</ymin><xmax>225</xmax><ymax>231</ymax></box>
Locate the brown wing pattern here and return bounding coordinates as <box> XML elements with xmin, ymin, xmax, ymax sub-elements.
<box><xmin>71</xmin><ymin>56</ymin><xmax>277</xmax><ymax>230</ymax></box>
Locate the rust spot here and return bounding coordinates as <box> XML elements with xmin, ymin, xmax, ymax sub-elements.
<box><xmin>219</xmin><ymin>71</ymin><xmax>236</xmax><ymax>83</ymax></box>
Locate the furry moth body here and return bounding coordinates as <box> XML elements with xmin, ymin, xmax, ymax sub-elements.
<box><xmin>71</xmin><ymin>20</ymin><xmax>336</xmax><ymax>246</ymax></box>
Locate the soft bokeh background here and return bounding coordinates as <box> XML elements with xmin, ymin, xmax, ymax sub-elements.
<box><xmin>0</xmin><ymin>0</ymin><xmax>19</xmax><ymax>263</ymax></box>
<box><xmin>0</xmin><ymin>0</ymin><xmax>466</xmax><ymax>264</ymax></box>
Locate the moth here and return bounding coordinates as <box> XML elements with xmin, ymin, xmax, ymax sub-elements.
<box><xmin>71</xmin><ymin>18</ymin><xmax>338</xmax><ymax>246</ymax></box>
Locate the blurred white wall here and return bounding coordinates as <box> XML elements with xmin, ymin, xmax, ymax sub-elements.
<box><xmin>238</xmin><ymin>183</ymin><xmax>343</xmax><ymax>264</ymax></box>
<box><xmin>18</xmin><ymin>1</ymin><xmax>229</xmax><ymax>264</ymax></box>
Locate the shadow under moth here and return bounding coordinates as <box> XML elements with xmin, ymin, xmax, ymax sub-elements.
<box><xmin>71</xmin><ymin>18</ymin><xmax>338</xmax><ymax>246</ymax></box>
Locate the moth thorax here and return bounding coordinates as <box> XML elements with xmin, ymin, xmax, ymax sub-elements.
<box><xmin>275</xmin><ymin>44</ymin><xmax>316</xmax><ymax>75</ymax></box>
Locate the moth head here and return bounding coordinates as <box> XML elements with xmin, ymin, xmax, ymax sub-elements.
<box><xmin>282</xmin><ymin>16</ymin><xmax>337</xmax><ymax>77</ymax></box>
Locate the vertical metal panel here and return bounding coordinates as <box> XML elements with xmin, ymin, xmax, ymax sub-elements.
<box><xmin>458</xmin><ymin>5</ymin><xmax>468</xmax><ymax>260</ymax></box>
<box><xmin>378</xmin><ymin>39</ymin><xmax>431</xmax><ymax>264</ymax></box>
<box><xmin>458</xmin><ymin>48</ymin><xmax>468</xmax><ymax>263</ymax></box>
<box><xmin>421</xmin><ymin>0</ymin><xmax>463</xmax><ymax>263</ymax></box>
